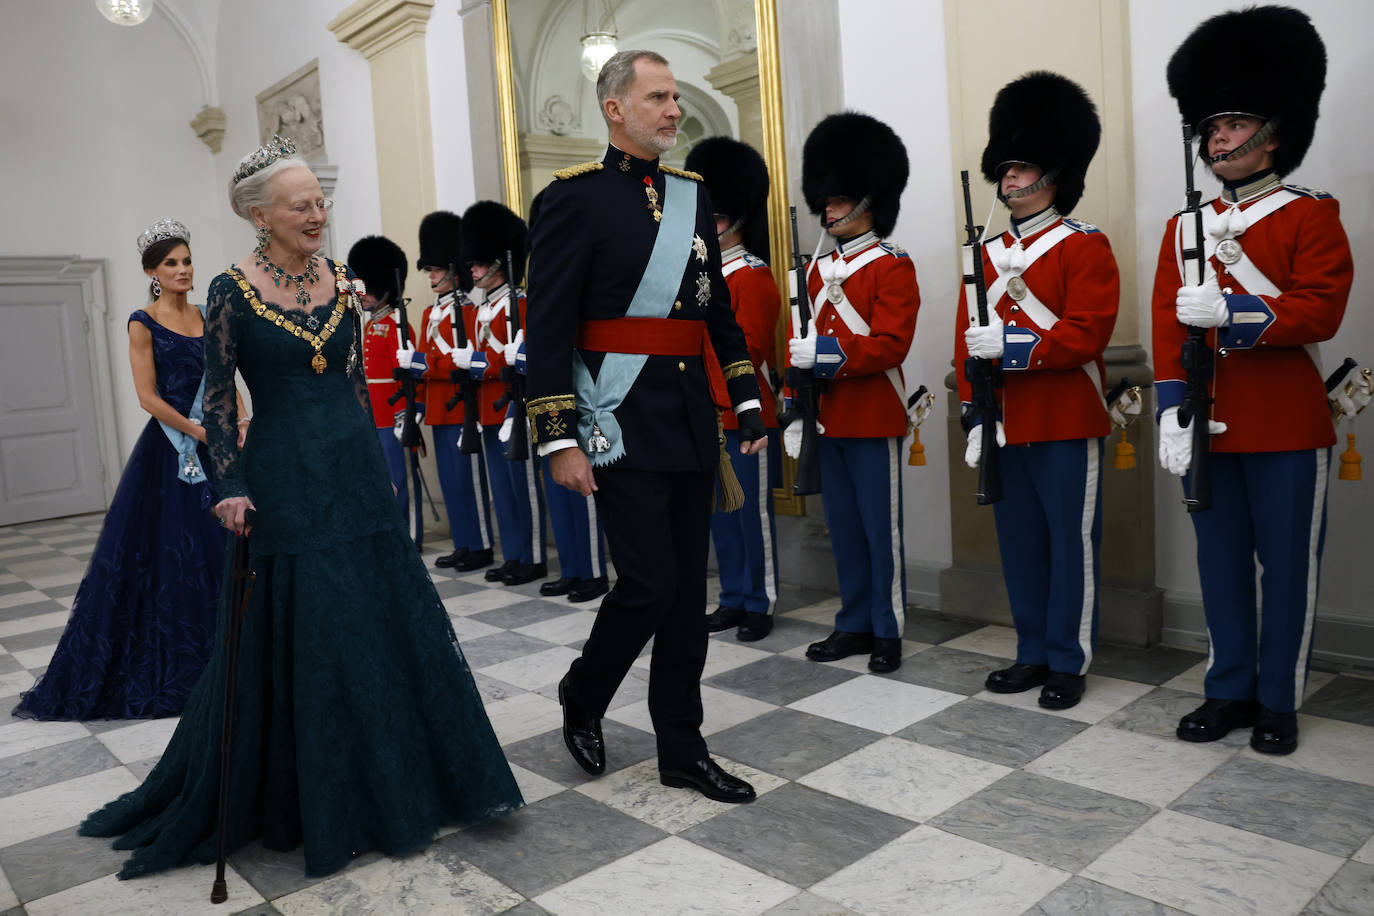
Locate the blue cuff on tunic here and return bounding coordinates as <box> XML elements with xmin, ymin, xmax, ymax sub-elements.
<box><xmin>1219</xmin><ymin>294</ymin><xmax>1273</xmax><ymax>350</ymax></box>
<box><xmin>813</xmin><ymin>335</ymin><xmax>846</xmax><ymax>380</ymax></box>
<box><xmin>1002</xmin><ymin>326</ymin><xmax>1041</xmax><ymax>371</ymax></box>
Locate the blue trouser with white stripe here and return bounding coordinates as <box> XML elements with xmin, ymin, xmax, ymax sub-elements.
<box><xmin>483</xmin><ymin>426</ymin><xmax>546</xmax><ymax>565</ymax></box>
<box><xmin>544</xmin><ymin>463</ymin><xmax>606</xmax><ymax>580</ymax></box>
<box><xmin>820</xmin><ymin>436</ymin><xmax>906</xmax><ymax>639</ymax></box>
<box><xmin>431</xmin><ymin>423</ymin><xmax>492</xmax><ymax>552</ymax></box>
<box><xmin>1187</xmin><ymin>449</ymin><xmax>1329</xmax><ymax>712</ymax></box>
<box><xmin>711</xmin><ymin>429</ymin><xmax>779</xmax><ymax>613</ymax></box>
<box><xmin>375</xmin><ymin>427</ymin><xmax>408</xmax><ymax>520</ymax></box>
<box><xmin>992</xmin><ymin>438</ymin><xmax>1103</xmax><ymax>676</ymax></box>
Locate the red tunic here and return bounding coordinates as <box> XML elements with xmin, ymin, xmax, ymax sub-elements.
<box><xmin>361</xmin><ymin>311</ymin><xmax>414</xmax><ymax>428</ymax></box>
<box><xmin>471</xmin><ymin>289</ymin><xmax>518</xmax><ymax>427</ymax></box>
<box><xmin>418</xmin><ymin>294</ymin><xmax>476</xmax><ymax>426</ymax></box>
<box><xmin>1150</xmin><ymin>185</ymin><xmax>1352</xmax><ymax>452</ymax></box>
<box><xmin>954</xmin><ymin>217</ymin><xmax>1119</xmax><ymax>445</ymax></box>
<box><xmin>721</xmin><ymin>249</ymin><xmax>780</xmax><ymax>430</ymax></box>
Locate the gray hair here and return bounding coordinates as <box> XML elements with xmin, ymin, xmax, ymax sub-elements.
<box><xmin>229</xmin><ymin>154</ymin><xmax>313</xmax><ymax>220</ymax></box>
<box><xmin>596</xmin><ymin>49</ymin><xmax>669</xmax><ymax>124</ymax></box>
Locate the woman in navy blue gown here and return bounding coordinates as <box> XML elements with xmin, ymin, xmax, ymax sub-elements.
<box><xmin>13</xmin><ymin>220</ymin><xmax>244</xmax><ymax>720</ymax></box>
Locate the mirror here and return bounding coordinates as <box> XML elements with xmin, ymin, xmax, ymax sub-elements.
<box><xmin>491</xmin><ymin>0</ymin><xmax>802</xmax><ymax>513</ymax></box>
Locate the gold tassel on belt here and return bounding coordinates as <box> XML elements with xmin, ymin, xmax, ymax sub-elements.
<box><xmin>1339</xmin><ymin>433</ymin><xmax>1362</xmax><ymax>481</ymax></box>
<box><xmin>715</xmin><ymin>410</ymin><xmax>745</xmax><ymax>513</ymax></box>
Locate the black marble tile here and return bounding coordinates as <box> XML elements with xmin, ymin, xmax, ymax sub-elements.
<box><xmin>0</xmin><ymin>627</ymin><xmax>65</xmax><ymax>654</ymax></box>
<box><xmin>1088</xmin><ymin>643</ymin><xmax>1205</xmax><ymax>686</ymax></box>
<box><xmin>229</xmin><ymin>904</ymin><xmax>284</xmax><ymax>916</ymax></box>
<box><xmin>459</xmin><ymin>631</ymin><xmax>558</xmax><ymax>669</ymax></box>
<box><xmin>1302</xmin><ymin>676</ymin><xmax>1374</xmax><ymax>728</ymax></box>
<box><xmin>0</xmin><ymin>599</ymin><xmax>66</xmax><ymax>625</ymax></box>
<box><xmin>0</xmin><ymin>826</ymin><xmax>127</xmax><ymax>903</ymax></box>
<box><xmin>501</xmin><ymin>720</ymin><xmax>658</xmax><ymax>788</ymax></box>
<box><xmin>502</xmin><ymin>900</ymin><xmax>553</xmax><ymax>915</ymax></box>
<box><xmin>36</xmin><ymin>582</ymin><xmax>81</xmax><ymax>599</ymax></box>
<box><xmin>1027</xmin><ymin>876</ymin><xmax>1188</xmax><ymax>915</ymax></box>
<box><xmin>897</xmin><ymin>698</ymin><xmax>1087</xmax><ymax>768</ymax></box>
<box><xmin>890</xmin><ymin>645</ymin><xmax>1006</xmax><ymax>695</ymax></box>
<box><xmin>0</xmin><ymin>580</ymin><xmax>34</xmax><ymax>597</ymax></box>
<box><xmin>710</xmin><ymin>618</ymin><xmax>833</xmax><ymax>654</ymax></box>
<box><xmin>704</xmin><ymin>655</ymin><xmax>857</xmax><ymax>707</ymax></box>
<box><xmin>708</xmin><ymin>707</ymin><xmax>882</xmax><ymax>780</ymax></box>
<box><xmin>0</xmin><ymin>654</ymin><xmax>22</xmax><ymax>676</ymax></box>
<box><xmin>1104</xmin><ymin>687</ymin><xmax>1252</xmax><ymax>746</ymax></box>
<box><xmin>430</xmin><ymin>577</ymin><xmax>488</xmax><ymax>599</ymax></box>
<box><xmin>0</xmin><ymin>737</ymin><xmax>120</xmax><ymax>798</ymax></box>
<box><xmin>900</xmin><ymin>609</ymin><xmax>984</xmax><ymax>646</ymax></box>
<box><xmin>229</xmin><ymin>840</ymin><xmax>381</xmax><ymax>902</ymax></box>
<box><xmin>471</xmin><ymin>599</ymin><xmax>580</xmax><ymax>631</ymax></box>
<box><xmin>1302</xmin><ymin>860</ymin><xmax>1374</xmax><ymax>915</ymax></box>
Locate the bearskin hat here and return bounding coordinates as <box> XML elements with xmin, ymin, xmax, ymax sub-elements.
<box><xmin>460</xmin><ymin>201</ymin><xmax>528</xmax><ymax>286</ymax></box>
<box><xmin>980</xmin><ymin>72</ymin><xmax>1100</xmax><ymax>215</ymax></box>
<box><xmin>416</xmin><ymin>210</ymin><xmax>472</xmax><ymax>293</ymax></box>
<box><xmin>685</xmin><ymin>136</ymin><xmax>771</xmax><ymax>263</ymax></box>
<box><xmin>346</xmin><ymin>235</ymin><xmax>407</xmax><ymax>306</ymax></box>
<box><xmin>802</xmin><ymin>112</ymin><xmax>909</xmax><ymax>237</ymax></box>
<box><xmin>1167</xmin><ymin>5</ymin><xmax>1326</xmax><ymax>177</ymax></box>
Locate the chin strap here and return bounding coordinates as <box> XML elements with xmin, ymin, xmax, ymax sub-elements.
<box><xmin>999</xmin><ymin>167</ymin><xmax>1059</xmax><ymax>201</ymax></box>
<box><xmin>1207</xmin><ymin>118</ymin><xmax>1278</xmax><ymax>164</ymax></box>
<box><xmin>716</xmin><ymin>215</ymin><xmax>744</xmax><ymax>243</ymax></box>
<box><xmin>823</xmin><ymin>195</ymin><xmax>873</xmax><ymax>230</ymax></box>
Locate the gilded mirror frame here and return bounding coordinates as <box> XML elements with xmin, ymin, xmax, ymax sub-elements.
<box><xmin>490</xmin><ymin>0</ymin><xmax>802</xmax><ymax>514</ymax></box>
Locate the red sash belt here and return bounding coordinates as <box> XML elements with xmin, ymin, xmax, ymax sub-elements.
<box><xmin>576</xmin><ymin>317</ymin><xmax>729</xmax><ymax>409</ymax></box>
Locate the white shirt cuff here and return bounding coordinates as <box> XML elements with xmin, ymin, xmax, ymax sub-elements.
<box><xmin>734</xmin><ymin>399</ymin><xmax>761</xmax><ymax>414</ymax></box>
<box><xmin>537</xmin><ymin>439</ymin><xmax>579</xmax><ymax>457</ymax></box>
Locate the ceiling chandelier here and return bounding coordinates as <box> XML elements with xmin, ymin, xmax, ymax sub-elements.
<box><xmin>94</xmin><ymin>0</ymin><xmax>155</xmax><ymax>26</ymax></box>
<box><xmin>580</xmin><ymin>0</ymin><xmax>619</xmax><ymax>83</ymax></box>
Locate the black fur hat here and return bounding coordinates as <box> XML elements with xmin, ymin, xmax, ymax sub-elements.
<box><xmin>980</xmin><ymin>72</ymin><xmax>1100</xmax><ymax>215</ymax></box>
<box><xmin>1167</xmin><ymin>5</ymin><xmax>1326</xmax><ymax>177</ymax></box>
<box><xmin>346</xmin><ymin>235</ymin><xmax>407</xmax><ymax>306</ymax></box>
<box><xmin>685</xmin><ymin>136</ymin><xmax>771</xmax><ymax>263</ymax></box>
<box><xmin>460</xmin><ymin>201</ymin><xmax>528</xmax><ymax>286</ymax></box>
<box><xmin>802</xmin><ymin>112</ymin><xmax>909</xmax><ymax>237</ymax></box>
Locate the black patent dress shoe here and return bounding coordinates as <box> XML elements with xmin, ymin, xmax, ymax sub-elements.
<box><xmin>1250</xmin><ymin>706</ymin><xmax>1299</xmax><ymax>755</ymax></box>
<box><xmin>985</xmin><ymin>663</ymin><xmax>1051</xmax><ymax>694</ymax></box>
<box><xmin>1038</xmin><ymin>672</ymin><xmax>1087</xmax><ymax>710</ymax></box>
<box><xmin>868</xmin><ymin>637</ymin><xmax>902</xmax><ymax>673</ymax></box>
<box><xmin>485</xmin><ymin>559</ymin><xmax>517</xmax><ymax>582</ymax></box>
<box><xmin>567</xmin><ymin>576</ymin><xmax>609</xmax><ymax>603</ymax></box>
<box><xmin>558</xmin><ymin>675</ymin><xmax>604</xmax><ymax>775</ymax></box>
<box><xmin>434</xmin><ymin>548</ymin><xmax>468</xmax><ymax>569</ymax></box>
<box><xmin>455</xmin><ymin>548</ymin><xmax>494</xmax><ymax>572</ymax></box>
<box><xmin>502</xmin><ymin>562</ymin><xmax>548</xmax><ymax>586</ymax></box>
<box><xmin>540</xmin><ymin>577</ymin><xmax>577</xmax><ymax>597</ymax></box>
<box><xmin>736</xmin><ymin>612</ymin><xmax>773</xmax><ymax>642</ymax></box>
<box><xmin>806</xmin><ymin>631</ymin><xmax>874</xmax><ymax>662</ymax></box>
<box><xmin>1176</xmin><ymin>698</ymin><xmax>1259</xmax><ymax>743</ymax></box>
<box><xmin>706</xmin><ymin>606</ymin><xmax>746</xmax><ymax>633</ymax></box>
<box><xmin>659</xmin><ymin>758</ymin><xmax>756</xmax><ymax>803</ymax></box>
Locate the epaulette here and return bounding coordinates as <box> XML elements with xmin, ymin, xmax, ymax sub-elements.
<box><xmin>553</xmin><ymin>161</ymin><xmax>603</xmax><ymax>180</ymax></box>
<box><xmin>743</xmin><ymin>252</ymin><xmax>767</xmax><ymax>268</ymax></box>
<box><xmin>660</xmin><ymin>165</ymin><xmax>703</xmax><ymax>182</ymax></box>
<box><xmin>879</xmin><ymin>240</ymin><xmax>909</xmax><ymax>258</ymax></box>
<box><xmin>1062</xmin><ymin>218</ymin><xmax>1101</xmax><ymax>234</ymax></box>
<box><xmin>1285</xmin><ymin>184</ymin><xmax>1333</xmax><ymax>200</ymax></box>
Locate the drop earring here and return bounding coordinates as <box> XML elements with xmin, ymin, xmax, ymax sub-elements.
<box><xmin>254</xmin><ymin>224</ymin><xmax>271</xmax><ymax>259</ymax></box>
<box><xmin>151</xmin><ymin>276</ymin><xmax>162</xmax><ymax>299</ymax></box>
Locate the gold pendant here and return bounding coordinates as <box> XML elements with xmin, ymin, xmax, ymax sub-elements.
<box><xmin>311</xmin><ymin>352</ymin><xmax>327</xmax><ymax>374</ymax></box>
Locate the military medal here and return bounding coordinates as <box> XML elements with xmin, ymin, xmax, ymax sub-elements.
<box><xmin>696</xmin><ymin>272</ymin><xmax>711</xmax><ymax>306</ymax></box>
<box><xmin>183</xmin><ymin>455</ymin><xmax>201</xmax><ymax>478</ymax></box>
<box><xmin>311</xmin><ymin>351</ymin><xmax>327</xmax><ymax>374</ymax></box>
<box><xmin>643</xmin><ymin>177</ymin><xmax>661</xmax><ymax>222</ymax></box>
<box><xmin>826</xmin><ymin>282</ymin><xmax>844</xmax><ymax>304</ymax></box>
<box><xmin>1216</xmin><ymin>238</ymin><xmax>1243</xmax><ymax>265</ymax></box>
<box><xmin>692</xmin><ymin>234</ymin><xmax>708</xmax><ymax>264</ymax></box>
<box><xmin>589</xmin><ymin>423</ymin><xmax>610</xmax><ymax>453</ymax></box>
<box><xmin>1006</xmin><ymin>276</ymin><xmax>1028</xmax><ymax>301</ymax></box>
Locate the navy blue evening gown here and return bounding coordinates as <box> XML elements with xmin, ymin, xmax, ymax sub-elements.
<box><xmin>13</xmin><ymin>310</ymin><xmax>226</xmax><ymax>721</ymax></box>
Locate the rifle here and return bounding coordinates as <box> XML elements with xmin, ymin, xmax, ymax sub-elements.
<box><xmin>1175</xmin><ymin>122</ymin><xmax>1213</xmax><ymax>512</ymax></box>
<box><xmin>785</xmin><ymin>206</ymin><xmax>823</xmax><ymax>496</ymax></box>
<box><xmin>960</xmin><ymin>170</ymin><xmax>1002</xmax><ymax>505</ymax></box>
<box><xmin>442</xmin><ymin>262</ymin><xmax>483</xmax><ymax>455</ymax></box>
<box><xmin>385</xmin><ymin>267</ymin><xmax>430</xmax><ymax>548</ymax></box>
<box><xmin>493</xmin><ymin>249</ymin><xmax>529</xmax><ymax>460</ymax></box>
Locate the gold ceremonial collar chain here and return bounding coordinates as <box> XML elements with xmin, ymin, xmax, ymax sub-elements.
<box><xmin>230</xmin><ymin>262</ymin><xmax>350</xmax><ymax>374</ymax></box>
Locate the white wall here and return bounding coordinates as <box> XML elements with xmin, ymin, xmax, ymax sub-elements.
<box><xmin>0</xmin><ymin>1</ymin><xmax>224</xmax><ymax>460</ymax></box>
<box><xmin>428</xmin><ymin>0</ymin><xmax>478</xmax><ymax>217</ymax></box>
<box><xmin>1130</xmin><ymin>0</ymin><xmax>1374</xmax><ymax>630</ymax></box>
<box><xmin>837</xmin><ymin>0</ymin><xmax>957</xmax><ymax>569</ymax></box>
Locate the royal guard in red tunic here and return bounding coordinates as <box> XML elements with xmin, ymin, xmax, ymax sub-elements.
<box><xmin>1154</xmin><ymin>6</ymin><xmax>1353</xmax><ymax>754</ymax></box>
<box><xmin>687</xmin><ymin>137</ymin><xmax>781</xmax><ymax>642</ymax></box>
<box><xmin>954</xmin><ymin>73</ymin><xmax>1118</xmax><ymax>711</ymax></box>
<box><xmin>414</xmin><ymin>211</ymin><xmax>494</xmax><ymax>571</ymax></box>
<box><xmin>786</xmin><ymin>112</ymin><xmax>920</xmax><ymax>674</ymax></box>
<box><xmin>462</xmin><ymin>200</ymin><xmax>547</xmax><ymax>586</ymax></box>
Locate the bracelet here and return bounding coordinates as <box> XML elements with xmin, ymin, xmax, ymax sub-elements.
<box><xmin>237</xmin><ymin>418</ymin><xmax>251</xmax><ymax>426</ymax></box>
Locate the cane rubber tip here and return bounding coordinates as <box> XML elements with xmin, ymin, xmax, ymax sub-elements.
<box><xmin>211</xmin><ymin>881</ymin><xmax>228</xmax><ymax>903</ymax></box>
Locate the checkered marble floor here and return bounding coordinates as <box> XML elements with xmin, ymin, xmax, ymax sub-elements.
<box><xmin>3</xmin><ymin>513</ymin><xmax>1374</xmax><ymax>915</ymax></box>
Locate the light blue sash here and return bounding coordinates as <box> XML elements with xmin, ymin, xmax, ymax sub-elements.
<box><xmin>158</xmin><ymin>304</ymin><xmax>208</xmax><ymax>485</ymax></box>
<box><xmin>573</xmin><ymin>173</ymin><xmax>697</xmax><ymax>465</ymax></box>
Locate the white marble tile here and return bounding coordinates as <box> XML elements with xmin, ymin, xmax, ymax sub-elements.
<box><xmin>779</xmin><ymin>639</ymin><xmax>931</xmax><ymax>673</ymax></box>
<box><xmin>1025</xmin><ymin>724</ymin><xmax>1235</xmax><ymax>806</ymax></box>
<box><xmin>576</xmin><ymin>756</ymin><xmax>786</xmax><ymax>834</ymax></box>
<box><xmin>39</xmin><ymin>532</ymin><xmax>99</xmax><ymax>546</ymax></box>
<box><xmin>973</xmin><ymin>674</ymin><xmax>1154</xmax><ymax>724</ymax></box>
<box><xmin>1082</xmin><ymin>809</ymin><xmax>1342</xmax><ymax>916</ymax></box>
<box><xmin>781</xmin><ymin>597</ymin><xmax>844</xmax><ymax>624</ymax></box>
<box><xmin>0</xmin><ymin>611</ymin><xmax>70</xmax><ymax>639</ymax></box>
<box><xmin>813</xmin><ymin>824</ymin><xmax>1069</xmax><ymax>915</ymax></box>
<box><xmin>95</xmin><ymin>718</ymin><xmax>181</xmax><ymax>764</ymax></box>
<box><xmin>6</xmin><ymin>557</ymin><xmax>78</xmax><ymax>580</ymax></box>
<box><xmin>534</xmin><ymin>836</ymin><xmax>797</xmax><ymax>915</ymax></box>
<box><xmin>788</xmin><ymin>675</ymin><xmax>963</xmax><ymax>734</ymax></box>
<box><xmin>0</xmin><ymin>669</ymin><xmax>36</xmax><ymax>696</ymax></box>
<box><xmin>483</xmin><ymin>691</ymin><xmax>564</xmax><ymax>746</ymax></box>
<box><xmin>642</xmin><ymin>638</ymin><xmax>772</xmax><ymax>679</ymax></box>
<box><xmin>0</xmin><ymin>719</ymin><xmax>89</xmax><ymax>759</ymax></box>
<box><xmin>607</xmin><ymin>684</ymin><xmax>776</xmax><ymax>738</ymax></box>
<box><xmin>510</xmin><ymin>762</ymin><xmax>565</xmax><ymax>805</ymax></box>
<box><xmin>515</xmin><ymin>610</ymin><xmax>598</xmax><ymax>645</ymax></box>
<box><xmin>0</xmin><ymin>537</ymin><xmax>29</xmax><ymax>548</ymax></box>
<box><xmin>51</xmin><ymin>595</ymin><xmax>75</xmax><ymax>610</ymax></box>
<box><xmin>477</xmin><ymin>646</ymin><xmax>582</xmax><ymax>691</ymax></box>
<box><xmin>25</xmin><ymin>863</ymin><xmax>262</xmax><ymax>916</ymax></box>
<box><xmin>1161</xmin><ymin>660</ymin><xmax>1207</xmax><ymax>694</ymax></box>
<box><xmin>441</xmin><ymin>588</ymin><xmax>529</xmax><ymax>617</ymax></box>
<box><xmin>1252</xmin><ymin>714</ymin><xmax>1374</xmax><ymax>787</ymax></box>
<box><xmin>1354</xmin><ymin>833</ymin><xmax>1374</xmax><ymax>866</ymax></box>
<box><xmin>0</xmin><ymin>766</ymin><xmax>139</xmax><ymax>846</ymax></box>
<box><xmin>273</xmin><ymin>846</ymin><xmax>521</xmax><ymax>916</ymax></box>
<box><xmin>1303</xmin><ymin>669</ymin><xmax>1338</xmax><ymax>699</ymax></box>
<box><xmin>14</xmin><ymin>523</ymin><xmax>76</xmax><ymax>535</ymax></box>
<box><xmin>448</xmin><ymin>614</ymin><xmax>504</xmax><ymax>642</ymax></box>
<box><xmin>0</xmin><ymin>545</ymin><xmax>55</xmax><ymax>560</ymax></box>
<box><xmin>799</xmin><ymin>736</ymin><xmax>1010</xmax><ymax>823</ymax></box>
<box><xmin>26</xmin><ymin>570</ymin><xmax>85</xmax><ymax>589</ymax></box>
<box><xmin>0</xmin><ymin>864</ymin><xmax>17</xmax><ymax>911</ymax></box>
<box><xmin>763</xmin><ymin>892</ymin><xmax>861</xmax><ymax>915</ymax></box>
<box><xmin>11</xmin><ymin>644</ymin><xmax>57</xmax><ymax>669</ymax></box>
<box><xmin>0</xmin><ymin>589</ymin><xmax>46</xmax><ymax>610</ymax></box>
<box><xmin>940</xmin><ymin>625</ymin><xmax>1020</xmax><ymax>660</ymax></box>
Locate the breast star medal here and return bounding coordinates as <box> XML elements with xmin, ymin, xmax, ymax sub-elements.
<box><xmin>692</xmin><ymin>234</ymin><xmax>708</xmax><ymax>264</ymax></box>
<box><xmin>696</xmin><ymin>272</ymin><xmax>711</xmax><ymax>307</ymax></box>
<box><xmin>1216</xmin><ymin>238</ymin><xmax>1243</xmax><ymax>265</ymax></box>
<box><xmin>1006</xmin><ymin>276</ymin><xmax>1029</xmax><ymax>301</ymax></box>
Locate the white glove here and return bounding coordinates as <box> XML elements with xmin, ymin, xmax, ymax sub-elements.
<box><xmin>783</xmin><ymin>419</ymin><xmax>803</xmax><ymax>458</ymax></box>
<box><xmin>964</xmin><ymin>318</ymin><xmax>1005</xmax><ymax>359</ymax></box>
<box><xmin>1108</xmin><ymin>386</ymin><xmax>1143</xmax><ymax>428</ymax></box>
<box><xmin>498</xmin><ymin>413</ymin><xmax>514</xmax><ymax>443</ymax></box>
<box><xmin>908</xmin><ymin>390</ymin><xmax>935</xmax><ymax>429</ymax></box>
<box><xmin>1330</xmin><ymin>365</ymin><xmax>1373</xmax><ymax>419</ymax></box>
<box><xmin>395</xmin><ymin>345</ymin><xmax>427</xmax><ymax>374</ymax></box>
<box><xmin>503</xmin><ymin>328</ymin><xmax>525</xmax><ymax>366</ymax></box>
<box><xmin>452</xmin><ymin>344</ymin><xmax>474</xmax><ymax>371</ymax></box>
<box><xmin>964</xmin><ymin>422</ymin><xmax>1006</xmax><ymax>469</ymax></box>
<box><xmin>1158</xmin><ymin>406</ymin><xmax>1229</xmax><ymax>476</ymax></box>
<box><xmin>1176</xmin><ymin>279</ymin><xmax>1229</xmax><ymax>328</ymax></box>
<box><xmin>789</xmin><ymin>334</ymin><xmax>817</xmax><ymax>370</ymax></box>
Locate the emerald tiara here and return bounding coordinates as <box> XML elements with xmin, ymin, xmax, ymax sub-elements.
<box><xmin>233</xmin><ymin>135</ymin><xmax>299</xmax><ymax>185</ymax></box>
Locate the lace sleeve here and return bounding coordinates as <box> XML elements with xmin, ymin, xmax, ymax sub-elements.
<box><xmin>204</xmin><ymin>271</ymin><xmax>249</xmax><ymax>499</ymax></box>
<box><xmin>342</xmin><ymin>264</ymin><xmax>370</xmax><ymax>414</ymax></box>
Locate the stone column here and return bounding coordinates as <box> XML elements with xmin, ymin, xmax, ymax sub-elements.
<box><xmin>705</xmin><ymin>52</ymin><xmax>763</xmax><ymax>154</ymax></box>
<box><xmin>517</xmin><ymin>132</ymin><xmax>605</xmax><ymax>214</ymax></box>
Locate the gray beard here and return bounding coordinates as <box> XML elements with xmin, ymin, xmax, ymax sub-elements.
<box><xmin>624</xmin><ymin>115</ymin><xmax>676</xmax><ymax>155</ymax></box>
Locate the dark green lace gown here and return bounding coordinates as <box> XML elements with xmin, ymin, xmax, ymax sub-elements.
<box><xmin>80</xmin><ymin>261</ymin><xmax>522</xmax><ymax>878</ymax></box>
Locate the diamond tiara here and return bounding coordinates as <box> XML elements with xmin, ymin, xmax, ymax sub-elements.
<box><xmin>232</xmin><ymin>134</ymin><xmax>299</xmax><ymax>186</ymax></box>
<box><xmin>136</xmin><ymin>218</ymin><xmax>190</xmax><ymax>255</ymax></box>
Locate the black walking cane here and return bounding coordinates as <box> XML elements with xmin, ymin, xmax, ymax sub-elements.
<box><xmin>210</xmin><ymin>507</ymin><xmax>257</xmax><ymax>904</ymax></box>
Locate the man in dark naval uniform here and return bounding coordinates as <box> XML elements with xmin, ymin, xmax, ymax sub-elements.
<box><xmin>526</xmin><ymin>49</ymin><xmax>766</xmax><ymax>803</ymax></box>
